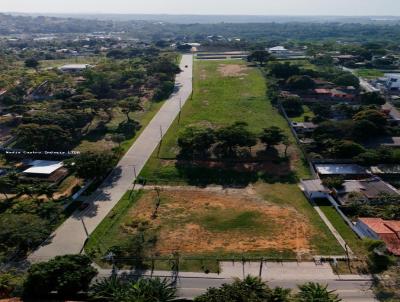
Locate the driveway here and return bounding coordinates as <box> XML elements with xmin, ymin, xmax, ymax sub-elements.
<box><xmin>29</xmin><ymin>54</ymin><xmax>193</xmax><ymax>261</ymax></box>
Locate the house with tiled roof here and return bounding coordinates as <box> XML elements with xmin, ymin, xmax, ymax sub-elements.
<box><xmin>355</xmin><ymin>218</ymin><xmax>400</xmax><ymax>256</ymax></box>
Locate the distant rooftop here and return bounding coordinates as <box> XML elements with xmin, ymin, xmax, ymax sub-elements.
<box><xmin>315</xmin><ymin>164</ymin><xmax>368</xmax><ymax>175</ymax></box>
<box><xmin>338</xmin><ymin>178</ymin><xmax>400</xmax><ymax>200</ymax></box>
<box><xmin>59</xmin><ymin>64</ymin><xmax>90</xmax><ymax>71</ymax></box>
<box><xmin>23</xmin><ymin>160</ymin><xmax>63</xmax><ymax>175</ymax></box>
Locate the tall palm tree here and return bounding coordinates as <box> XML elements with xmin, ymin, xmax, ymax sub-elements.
<box><xmin>90</xmin><ymin>276</ymin><xmax>180</xmax><ymax>302</ymax></box>
<box><xmin>269</xmin><ymin>286</ymin><xmax>292</xmax><ymax>302</ymax></box>
<box><xmin>89</xmin><ymin>275</ymin><xmax>130</xmax><ymax>302</ymax></box>
<box><xmin>297</xmin><ymin>282</ymin><xmax>342</xmax><ymax>302</ymax></box>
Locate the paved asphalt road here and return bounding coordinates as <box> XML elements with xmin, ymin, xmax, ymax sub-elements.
<box><xmin>29</xmin><ymin>54</ymin><xmax>193</xmax><ymax>261</ymax></box>
<box><xmin>177</xmin><ymin>278</ymin><xmax>377</xmax><ymax>302</ymax></box>
<box><xmin>96</xmin><ymin>262</ymin><xmax>377</xmax><ymax>302</ymax></box>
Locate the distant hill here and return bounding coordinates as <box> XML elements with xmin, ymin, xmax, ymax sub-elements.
<box><xmin>8</xmin><ymin>13</ymin><xmax>400</xmax><ymax>24</ymax></box>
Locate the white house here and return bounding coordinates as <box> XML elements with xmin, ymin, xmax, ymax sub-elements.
<box><xmin>59</xmin><ymin>64</ymin><xmax>91</xmax><ymax>73</ymax></box>
<box><xmin>267</xmin><ymin>46</ymin><xmax>288</xmax><ymax>54</ymax></box>
<box><xmin>300</xmin><ymin>179</ymin><xmax>330</xmax><ymax>200</ymax></box>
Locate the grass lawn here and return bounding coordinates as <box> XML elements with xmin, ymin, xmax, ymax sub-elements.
<box><xmin>255</xmin><ymin>183</ymin><xmax>344</xmax><ymax>256</ymax></box>
<box><xmin>140</xmin><ymin>59</ymin><xmax>310</xmax><ymax>185</ymax></box>
<box><xmin>318</xmin><ymin>205</ymin><xmax>367</xmax><ymax>257</ymax></box>
<box><xmin>291</xmin><ymin>105</ymin><xmax>316</xmax><ymax>123</ymax></box>
<box><xmin>355</xmin><ymin>68</ymin><xmax>385</xmax><ymax>79</ymax></box>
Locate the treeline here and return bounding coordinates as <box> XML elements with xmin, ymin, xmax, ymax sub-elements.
<box><xmin>3</xmin><ymin>13</ymin><xmax>400</xmax><ymax>43</ymax></box>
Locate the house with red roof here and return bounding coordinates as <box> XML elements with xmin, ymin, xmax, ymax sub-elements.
<box><xmin>355</xmin><ymin>218</ymin><xmax>400</xmax><ymax>256</ymax></box>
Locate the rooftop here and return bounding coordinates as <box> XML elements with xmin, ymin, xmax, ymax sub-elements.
<box><xmin>358</xmin><ymin>218</ymin><xmax>400</xmax><ymax>255</ymax></box>
<box><xmin>339</xmin><ymin>178</ymin><xmax>400</xmax><ymax>200</ymax></box>
<box><xmin>59</xmin><ymin>64</ymin><xmax>90</xmax><ymax>70</ymax></box>
<box><xmin>315</xmin><ymin>164</ymin><xmax>368</xmax><ymax>175</ymax></box>
<box><xmin>301</xmin><ymin>179</ymin><xmax>330</xmax><ymax>193</ymax></box>
<box><xmin>23</xmin><ymin>160</ymin><xmax>63</xmax><ymax>175</ymax></box>
<box><xmin>359</xmin><ymin>218</ymin><xmax>395</xmax><ymax>234</ymax></box>
<box><xmin>370</xmin><ymin>164</ymin><xmax>400</xmax><ymax>174</ymax></box>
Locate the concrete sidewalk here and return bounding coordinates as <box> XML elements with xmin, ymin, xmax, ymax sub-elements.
<box><xmin>29</xmin><ymin>54</ymin><xmax>194</xmax><ymax>262</ymax></box>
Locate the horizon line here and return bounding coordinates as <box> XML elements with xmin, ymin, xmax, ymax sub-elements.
<box><xmin>2</xmin><ymin>12</ymin><xmax>400</xmax><ymax>18</ymax></box>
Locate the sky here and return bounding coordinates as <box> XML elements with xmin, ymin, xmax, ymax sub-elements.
<box><xmin>0</xmin><ymin>0</ymin><xmax>400</xmax><ymax>16</ymax></box>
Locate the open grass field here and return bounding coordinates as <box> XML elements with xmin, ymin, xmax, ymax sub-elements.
<box><xmin>140</xmin><ymin>59</ymin><xmax>310</xmax><ymax>185</ymax></box>
<box><xmin>355</xmin><ymin>68</ymin><xmax>385</xmax><ymax>79</ymax></box>
<box><xmin>85</xmin><ymin>59</ymin><xmax>343</xmax><ymax>270</ymax></box>
<box><xmin>85</xmin><ymin>187</ymin><xmax>343</xmax><ymax>271</ymax></box>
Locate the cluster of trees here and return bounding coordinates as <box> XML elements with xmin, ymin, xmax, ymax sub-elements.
<box><xmin>268</xmin><ymin>61</ymin><xmax>360</xmax><ymax>90</ymax></box>
<box><xmin>0</xmin><ymin>198</ymin><xmax>64</xmax><ymax>262</ymax></box>
<box><xmin>0</xmin><ymin>254</ymin><xmax>344</xmax><ymax>301</ymax></box>
<box><xmin>177</xmin><ymin>123</ymin><xmax>288</xmax><ymax>159</ymax></box>
<box><xmin>343</xmin><ymin>193</ymin><xmax>400</xmax><ymax>221</ymax></box>
<box><xmin>311</xmin><ymin>107</ymin><xmax>390</xmax><ymax>159</ymax></box>
<box><xmin>5</xmin><ymin>51</ymin><xmax>180</xmax><ymax>152</ymax></box>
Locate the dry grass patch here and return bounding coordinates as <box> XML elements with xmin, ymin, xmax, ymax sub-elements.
<box><xmin>218</xmin><ymin>64</ymin><xmax>249</xmax><ymax>77</ymax></box>
<box><xmin>124</xmin><ymin>188</ymin><xmax>313</xmax><ymax>257</ymax></box>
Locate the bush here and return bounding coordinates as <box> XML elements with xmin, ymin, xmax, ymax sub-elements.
<box><xmin>23</xmin><ymin>255</ymin><xmax>97</xmax><ymax>298</ymax></box>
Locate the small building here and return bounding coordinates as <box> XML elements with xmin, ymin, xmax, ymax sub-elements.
<box><xmin>300</xmin><ymin>179</ymin><xmax>330</xmax><ymax>200</ymax></box>
<box><xmin>369</xmin><ymin>164</ymin><xmax>400</xmax><ymax>177</ymax></box>
<box><xmin>385</xmin><ymin>74</ymin><xmax>400</xmax><ymax>91</ymax></box>
<box><xmin>355</xmin><ymin>218</ymin><xmax>400</xmax><ymax>256</ymax></box>
<box><xmin>291</xmin><ymin>122</ymin><xmax>318</xmax><ymax>134</ymax></box>
<box><xmin>315</xmin><ymin>164</ymin><xmax>369</xmax><ymax>178</ymax></box>
<box><xmin>335</xmin><ymin>177</ymin><xmax>400</xmax><ymax>205</ymax></box>
<box><xmin>58</xmin><ymin>64</ymin><xmax>91</xmax><ymax>73</ymax></box>
<box><xmin>267</xmin><ymin>46</ymin><xmax>288</xmax><ymax>54</ymax></box>
<box><xmin>382</xmin><ymin>103</ymin><xmax>400</xmax><ymax>126</ymax></box>
<box><xmin>22</xmin><ymin>160</ymin><xmax>67</xmax><ymax>183</ymax></box>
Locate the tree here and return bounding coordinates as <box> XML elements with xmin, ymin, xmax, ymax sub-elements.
<box><xmin>0</xmin><ymin>272</ymin><xmax>23</xmax><ymax>299</ymax></box>
<box><xmin>13</xmin><ymin>123</ymin><xmax>72</xmax><ymax>151</ymax></box>
<box><xmin>0</xmin><ymin>177</ymin><xmax>12</xmax><ymax>199</ymax></box>
<box><xmin>333</xmin><ymin>73</ymin><xmax>360</xmax><ymax>88</ymax></box>
<box><xmin>322</xmin><ymin>177</ymin><xmax>345</xmax><ymax>189</ymax></box>
<box><xmin>24</xmin><ymin>58</ymin><xmax>39</xmax><ymax>70</ymax></box>
<box><xmin>360</xmin><ymin>92</ymin><xmax>386</xmax><ymax>106</ymax></box>
<box><xmin>353</xmin><ymin>109</ymin><xmax>387</xmax><ymax>128</ymax></box>
<box><xmin>90</xmin><ymin>276</ymin><xmax>178</xmax><ymax>302</ymax></box>
<box><xmin>37</xmin><ymin>184</ymin><xmax>57</xmax><ymax>201</ymax></box>
<box><xmin>260</xmin><ymin>127</ymin><xmax>287</xmax><ymax>149</ymax></box>
<box><xmin>351</xmin><ymin>119</ymin><xmax>379</xmax><ymax>142</ymax></box>
<box><xmin>119</xmin><ymin>97</ymin><xmax>142</xmax><ymax>122</ymax></box>
<box><xmin>269</xmin><ymin>62</ymin><xmax>300</xmax><ymax>79</ymax></box>
<box><xmin>177</xmin><ymin>126</ymin><xmax>215</xmax><ymax>159</ymax></box>
<box><xmin>281</xmin><ymin>96</ymin><xmax>303</xmax><ymax>117</ymax></box>
<box><xmin>297</xmin><ymin>282</ymin><xmax>341</xmax><ymax>302</ymax></box>
<box><xmin>153</xmin><ymin>81</ymin><xmax>175</xmax><ymax>101</ymax></box>
<box><xmin>364</xmin><ymin>240</ymin><xmax>396</xmax><ymax>273</ymax></box>
<box><xmin>68</xmin><ymin>151</ymin><xmax>116</xmax><ymax>179</ymax></box>
<box><xmin>248</xmin><ymin>50</ymin><xmax>272</xmax><ymax>66</ymax></box>
<box><xmin>286</xmin><ymin>75</ymin><xmax>315</xmax><ymax>90</ymax></box>
<box><xmin>23</xmin><ymin>255</ymin><xmax>97</xmax><ymax>299</ymax></box>
<box><xmin>194</xmin><ymin>276</ymin><xmax>285</xmax><ymax>302</ymax></box>
<box><xmin>0</xmin><ymin>213</ymin><xmax>51</xmax><ymax>257</ymax></box>
<box><xmin>330</xmin><ymin>140</ymin><xmax>366</xmax><ymax>159</ymax></box>
<box><xmin>111</xmin><ymin>133</ymin><xmax>126</xmax><ymax>147</ymax></box>
<box><xmin>216</xmin><ymin>122</ymin><xmax>257</xmax><ymax>156</ymax></box>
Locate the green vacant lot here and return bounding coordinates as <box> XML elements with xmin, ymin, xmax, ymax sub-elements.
<box><xmin>85</xmin><ymin>60</ymin><xmax>343</xmax><ymax>269</ymax></box>
<box><xmin>140</xmin><ymin>59</ymin><xmax>309</xmax><ymax>185</ymax></box>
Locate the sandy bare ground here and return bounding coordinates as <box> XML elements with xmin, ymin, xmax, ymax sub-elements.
<box><xmin>218</xmin><ymin>64</ymin><xmax>249</xmax><ymax>77</ymax></box>
<box><xmin>124</xmin><ymin>188</ymin><xmax>314</xmax><ymax>257</ymax></box>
